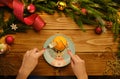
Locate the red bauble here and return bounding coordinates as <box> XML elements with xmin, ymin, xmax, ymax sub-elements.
<box><xmin>5</xmin><ymin>36</ymin><xmax>14</xmax><ymax>45</ymax></box>
<box><xmin>81</xmin><ymin>8</ymin><xmax>87</xmax><ymax>15</ymax></box>
<box><xmin>95</xmin><ymin>26</ymin><xmax>102</xmax><ymax>35</ymax></box>
<box><xmin>27</xmin><ymin>4</ymin><xmax>36</xmax><ymax>13</ymax></box>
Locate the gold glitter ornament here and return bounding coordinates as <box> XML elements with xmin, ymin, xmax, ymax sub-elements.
<box><xmin>0</xmin><ymin>43</ymin><xmax>9</xmax><ymax>54</ymax></box>
<box><xmin>57</xmin><ymin>1</ymin><xmax>67</xmax><ymax>10</ymax></box>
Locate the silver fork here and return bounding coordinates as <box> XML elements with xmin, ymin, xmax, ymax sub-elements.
<box><xmin>48</xmin><ymin>42</ymin><xmax>57</xmax><ymax>49</ymax></box>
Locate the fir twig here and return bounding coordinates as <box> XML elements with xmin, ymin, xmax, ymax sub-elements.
<box><xmin>0</xmin><ymin>8</ymin><xmax>4</xmax><ymax>29</ymax></box>
<box><xmin>36</xmin><ymin>4</ymin><xmax>55</xmax><ymax>14</ymax></box>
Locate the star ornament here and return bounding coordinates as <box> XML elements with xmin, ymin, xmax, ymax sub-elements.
<box><xmin>10</xmin><ymin>23</ymin><xmax>18</xmax><ymax>30</ymax></box>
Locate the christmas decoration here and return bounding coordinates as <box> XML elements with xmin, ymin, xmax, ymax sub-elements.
<box><xmin>95</xmin><ymin>26</ymin><xmax>102</xmax><ymax>35</ymax></box>
<box><xmin>0</xmin><ymin>0</ymin><xmax>119</xmax><ymax>76</ymax></box>
<box><xmin>0</xmin><ymin>0</ymin><xmax>120</xmax><ymax>37</ymax></box>
<box><xmin>10</xmin><ymin>23</ymin><xmax>18</xmax><ymax>30</ymax></box>
<box><xmin>0</xmin><ymin>43</ymin><xmax>9</xmax><ymax>54</ymax></box>
<box><xmin>0</xmin><ymin>0</ymin><xmax>119</xmax><ymax>58</ymax></box>
<box><xmin>57</xmin><ymin>1</ymin><xmax>67</xmax><ymax>11</ymax></box>
<box><xmin>27</xmin><ymin>4</ymin><xmax>36</xmax><ymax>13</ymax></box>
<box><xmin>5</xmin><ymin>35</ymin><xmax>14</xmax><ymax>45</ymax></box>
<box><xmin>81</xmin><ymin>8</ymin><xmax>87</xmax><ymax>15</ymax></box>
<box><xmin>0</xmin><ymin>0</ymin><xmax>46</xmax><ymax>34</ymax></box>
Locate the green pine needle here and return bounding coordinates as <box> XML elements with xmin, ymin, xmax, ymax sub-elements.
<box><xmin>36</xmin><ymin>5</ymin><xmax>55</xmax><ymax>14</ymax></box>
<box><xmin>74</xmin><ymin>16</ymin><xmax>86</xmax><ymax>32</ymax></box>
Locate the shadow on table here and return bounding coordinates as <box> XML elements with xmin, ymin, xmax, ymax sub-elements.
<box><xmin>0</xmin><ymin>76</ymin><xmax>120</xmax><ymax>79</ymax></box>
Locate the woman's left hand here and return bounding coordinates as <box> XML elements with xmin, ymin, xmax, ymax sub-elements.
<box><xmin>16</xmin><ymin>48</ymin><xmax>45</xmax><ymax>79</ymax></box>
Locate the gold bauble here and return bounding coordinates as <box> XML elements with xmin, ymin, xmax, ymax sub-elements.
<box><xmin>0</xmin><ymin>43</ymin><xmax>9</xmax><ymax>54</ymax></box>
<box><xmin>57</xmin><ymin>1</ymin><xmax>67</xmax><ymax>10</ymax></box>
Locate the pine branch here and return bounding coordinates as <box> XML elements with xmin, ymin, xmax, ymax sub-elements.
<box><xmin>80</xmin><ymin>15</ymin><xmax>98</xmax><ymax>25</ymax></box>
<box><xmin>0</xmin><ymin>8</ymin><xmax>4</xmax><ymax>29</ymax></box>
<box><xmin>36</xmin><ymin>4</ymin><xmax>55</xmax><ymax>14</ymax></box>
<box><xmin>16</xmin><ymin>25</ymin><xmax>31</xmax><ymax>32</ymax></box>
<box><xmin>64</xmin><ymin>8</ymin><xmax>75</xmax><ymax>19</ymax></box>
<box><xmin>0</xmin><ymin>28</ymin><xmax>15</xmax><ymax>38</ymax></box>
<box><xmin>74</xmin><ymin>16</ymin><xmax>86</xmax><ymax>31</ymax></box>
<box><xmin>34</xmin><ymin>0</ymin><xmax>47</xmax><ymax>4</ymax></box>
<box><xmin>0</xmin><ymin>0</ymin><xmax>120</xmax><ymax>42</ymax></box>
<box><xmin>68</xmin><ymin>3</ymin><xmax>81</xmax><ymax>14</ymax></box>
<box><xmin>47</xmin><ymin>1</ymin><xmax>57</xmax><ymax>9</ymax></box>
<box><xmin>112</xmin><ymin>23</ymin><xmax>119</xmax><ymax>41</ymax></box>
<box><xmin>86</xmin><ymin>6</ymin><xmax>105</xmax><ymax>26</ymax></box>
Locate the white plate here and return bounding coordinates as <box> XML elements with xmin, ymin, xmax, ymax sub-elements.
<box><xmin>43</xmin><ymin>34</ymin><xmax>75</xmax><ymax>67</ymax></box>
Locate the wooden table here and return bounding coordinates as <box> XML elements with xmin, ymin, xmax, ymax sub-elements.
<box><xmin>0</xmin><ymin>13</ymin><xmax>118</xmax><ymax>76</ymax></box>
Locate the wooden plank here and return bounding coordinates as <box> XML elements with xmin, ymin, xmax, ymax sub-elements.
<box><xmin>0</xmin><ymin>52</ymin><xmax>114</xmax><ymax>76</ymax></box>
<box><xmin>9</xmin><ymin>29</ymin><xmax>118</xmax><ymax>53</ymax></box>
<box><xmin>39</xmin><ymin>13</ymin><xmax>96</xmax><ymax>30</ymax></box>
<box><xmin>31</xmin><ymin>52</ymin><xmax>115</xmax><ymax>76</ymax></box>
<box><xmin>0</xmin><ymin>13</ymin><xmax>118</xmax><ymax>76</ymax></box>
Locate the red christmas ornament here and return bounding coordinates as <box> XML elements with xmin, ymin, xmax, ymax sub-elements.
<box><xmin>5</xmin><ymin>35</ymin><xmax>14</xmax><ymax>45</ymax></box>
<box><xmin>81</xmin><ymin>8</ymin><xmax>87</xmax><ymax>15</ymax></box>
<box><xmin>27</xmin><ymin>4</ymin><xmax>36</xmax><ymax>13</ymax></box>
<box><xmin>95</xmin><ymin>26</ymin><xmax>102</xmax><ymax>35</ymax></box>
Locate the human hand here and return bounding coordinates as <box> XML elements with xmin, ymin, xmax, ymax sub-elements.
<box><xmin>16</xmin><ymin>48</ymin><xmax>45</xmax><ymax>79</ymax></box>
<box><xmin>67</xmin><ymin>50</ymin><xmax>88</xmax><ymax>79</ymax></box>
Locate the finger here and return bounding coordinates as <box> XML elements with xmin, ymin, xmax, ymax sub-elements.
<box><xmin>35</xmin><ymin>48</ymin><xmax>45</xmax><ymax>58</ymax></box>
<box><xmin>75</xmin><ymin>55</ymin><xmax>80</xmax><ymax>60</ymax></box>
<box><xmin>67</xmin><ymin>50</ymin><xmax>73</xmax><ymax>57</ymax></box>
<box><xmin>70</xmin><ymin>59</ymin><xmax>74</xmax><ymax>68</ymax></box>
<box><xmin>75</xmin><ymin>55</ymin><xmax>83</xmax><ymax>61</ymax></box>
<box><xmin>24</xmin><ymin>50</ymin><xmax>30</xmax><ymax>57</ymax></box>
<box><xmin>67</xmin><ymin>50</ymin><xmax>77</xmax><ymax>63</ymax></box>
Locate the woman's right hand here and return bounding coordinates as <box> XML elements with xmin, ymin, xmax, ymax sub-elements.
<box><xmin>67</xmin><ymin>50</ymin><xmax>88</xmax><ymax>79</ymax></box>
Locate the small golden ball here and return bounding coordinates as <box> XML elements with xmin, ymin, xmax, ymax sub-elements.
<box><xmin>57</xmin><ymin>1</ymin><xmax>67</xmax><ymax>10</ymax></box>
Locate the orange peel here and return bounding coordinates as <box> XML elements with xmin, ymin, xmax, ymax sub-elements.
<box><xmin>53</xmin><ymin>36</ymin><xmax>67</xmax><ymax>51</ymax></box>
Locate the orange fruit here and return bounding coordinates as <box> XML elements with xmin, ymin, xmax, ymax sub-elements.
<box><xmin>53</xmin><ymin>36</ymin><xmax>67</xmax><ymax>51</ymax></box>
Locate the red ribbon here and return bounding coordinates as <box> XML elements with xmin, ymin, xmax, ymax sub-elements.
<box><xmin>0</xmin><ymin>0</ymin><xmax>45</xmax><ymax>31</ymax></box>
<box><xmin>0</xmin><ymin>0</ymin><xmax>13</xmax><ymax>9</ymax></box>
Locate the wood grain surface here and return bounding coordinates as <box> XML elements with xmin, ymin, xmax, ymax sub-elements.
<box><xmin>0</xmin><ymin>13</ymin><xmax>118</xmax><ymax>76</ymax></box>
